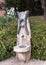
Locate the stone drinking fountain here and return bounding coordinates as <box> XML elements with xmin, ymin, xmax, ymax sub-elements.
<box><xmin>14</xmin><ymin>10</ymin><xmax>31</xmax><ymax>61</ymax></box>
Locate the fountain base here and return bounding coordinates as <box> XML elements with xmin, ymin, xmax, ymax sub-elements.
<box><xmin>14</xmin><ymin>46</ymin><xmax>31</xmax><ymax>61</ymax></box>
<box><xmin>16</xmin><ymin>51</ymin><xmax>31</xmax><ymax>61</ymax></box>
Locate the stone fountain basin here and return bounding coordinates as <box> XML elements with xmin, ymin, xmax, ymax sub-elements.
<box><xmin>14</xmin><ymin>45</ymin><xmax>30</xmax><ymax>52</ymax></box>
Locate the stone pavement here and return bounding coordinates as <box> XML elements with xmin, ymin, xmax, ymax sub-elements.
<box><xmin>0</xmin><ymin>57</ymin><xmax>46</xmax><ymax>65</ymax></box>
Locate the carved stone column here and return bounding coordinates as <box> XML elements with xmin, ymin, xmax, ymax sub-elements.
<box><xmin>14</xmin><ymin>11</ymin><xmax>31</xmax><ymax>62</ymax></box>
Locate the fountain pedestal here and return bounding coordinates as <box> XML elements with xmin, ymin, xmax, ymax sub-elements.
<box><xmin>16</xmin><ymin>51</ymin><xmax>30</xmax><ymax>61</ymax></box>
<box><xmin>14</xmin><ymin>11</ymin><xmax>31</xmax><ymax>61</ymax></box>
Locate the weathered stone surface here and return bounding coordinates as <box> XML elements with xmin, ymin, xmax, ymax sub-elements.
<box><xmin>14</xmin><ymin>11</ymin><xmax>31</xmax><ymax>61</ymax></box>
<box><xmin>16</xmin><ymin>51</ymin><xmax>31</xmax><ymax>61</ymax></box>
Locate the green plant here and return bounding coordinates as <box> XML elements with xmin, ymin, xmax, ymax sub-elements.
<box><xmin>0</xmin><ymin>17</ymin><xmax>17</xmax><ymax>60</ymax></box>
<box><xmin>0</xmin><ymin>40</ymin><xmax>6</xmax><ymax>61</ymax></box>
<box><xmin>0</xmin><ymin>17</ymin><xmax>6</xmax><ymax>25</ymax></box>
<box><xmin>30</xmin><ymin>17</ymin><xmax>46</xmax><ymax>60</ymax></box>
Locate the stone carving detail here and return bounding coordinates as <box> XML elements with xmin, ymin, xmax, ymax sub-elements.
<box><xmin>14</xmin><ymin>10</ymin><xmax>31</xmax><ymax>61</ymax></box>
<box><xmin>17</xmin><ymin>11</ymin><xmax>29</xmax><ymax>35</ymax></box>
